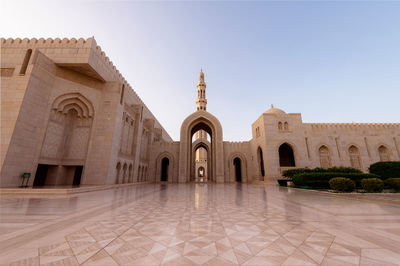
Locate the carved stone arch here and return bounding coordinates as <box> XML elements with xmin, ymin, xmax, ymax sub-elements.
<box><xmin>192</xmin><ymin>141</ymin><xmax>210</xmax><ymax>153</ymax></box>
<box><xmin>63</xmin><ymin>103</ymin><xmax>85</xmax><ymax>117</ymax></box>
<box><xmin>156</xmin><ymin>152</ymin><xmax>175</xmax><ymax>182</ymax></box>
<box><xmin>227</xmin><ymin>152</ymin><xmax>248</xmax><ymax>183</ymax></box>
<box><xmin>376</xmin><ymin>143</ymin><xmax>391</xmax><ymax>162</ymax></box>
<box><xmin>192</xmin><ymin>138</ymin><xmax>211</xmax><ymax>151</ymax></box>
<box><xmin>347</xmin><ymin>143</ymin><xmax>362</xmax><ymax>170</ymax></box>
<box><xmin>179</xmin><ymin>111</ymin><xmax>224</xmax><ymax>183</ymax></box>
<box><xmin>277</xmin><ymin>141</ymin><xmax>297</xmax><ymax>167</ymax></box>
<box><xmin>317</xmin><ymin>144</ymin><xmax>331</xmax><ymax>168</ymax></box>
<box><xmin>40</xmin><ymin>92</ymin><xmax>95</xmax><ymax>164</ymax></box>
<box><xmin>52</xmin><ymin>92</ymin><xmax>94</xmax><ymax>118</ymax></box>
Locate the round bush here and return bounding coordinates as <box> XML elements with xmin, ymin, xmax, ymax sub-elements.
<box><xmin>369</xmin><ymin>161</ymin><xmax>400</xmax><ymax>180</ymax></box>
<box><xmin>385</xmin><ymin>178</ymin><xmax>400</xmax><ymax>192</ymax></box>
<box><xmin>361</xmin><ymin>178</ymin><xmax>384</xmax><ymax>193</ymax></box>
<box><xmin>329</xmin><ymin>177</ymin><xmax>355</xmax><ymax>192</ymax></box>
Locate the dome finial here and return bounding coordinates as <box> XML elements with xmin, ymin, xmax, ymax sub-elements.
<box><xmin>271</xmin><ymin>104</ymin><xmax>274</xmax><ymax>108</ymax></box>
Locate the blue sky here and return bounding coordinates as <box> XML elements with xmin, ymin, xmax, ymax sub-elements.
<box><xmin>2</xmin><ymin>1</ymin><xmax>399</xmax><ymax>140</ymax></box>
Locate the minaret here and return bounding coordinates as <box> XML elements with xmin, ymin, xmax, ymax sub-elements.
<box><xmin>196</xmin><ymin>70</ymin><xmax>207</xmax><ymax>111</ymax></box>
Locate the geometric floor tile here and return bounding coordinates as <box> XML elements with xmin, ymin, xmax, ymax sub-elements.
<box><xmin>1</xmin><ymin>183</ymin><xmax>400</xmax><ymax>265</ymax></box>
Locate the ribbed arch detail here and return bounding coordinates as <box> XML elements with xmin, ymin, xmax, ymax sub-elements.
<box><xmin>52</xmin><ymin>93</ymin><xmax>94</xmax><ymax>118</ymax></box>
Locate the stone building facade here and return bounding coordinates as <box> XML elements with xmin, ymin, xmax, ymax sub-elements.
<box><xmin>1</xmin><ymin>37</ymin><xmax>399</xmax><ymax>187</ymax></box>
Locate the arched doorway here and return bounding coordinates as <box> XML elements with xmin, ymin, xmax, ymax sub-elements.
<box><xmin>115</xmin><ymin>162</ymin><xmax>121</xmax><ymax>184</ymax></box>
<box><xmin>198</xmin><ymin>166</ymin><xmax>205</xmax><ymax>182</ymax></box>
<box><xmin>257</xmin><ymin>147</ymin><xmax>265</xmax><ymax>179</ymax></box>
<box><xmin>161</xmin><ymin>157</ymin><xmax>169</xmax><ymax>181</ymax></box>
<box><xmin>192</xmin><ymin>141</ymin><xmax>210</xmax><ymax>182</ymax></box>
<box><xmin>179</xmin><ymin>111</ymin><xmax>224</xmax><ymax>183</ymax></box>
<box><xmin>279</xmin><ymin>143</ymin><xmax>295</xmax><ymax>167</ymax></box>
<box><xmin>233</xmin><ymin>157</ymin><xmax>242</xmax><ymax>182</ymax></box>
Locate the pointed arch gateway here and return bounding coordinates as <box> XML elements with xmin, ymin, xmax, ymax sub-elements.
<box><xmin>179</xmin><ymin>111</ymin><xmax>224</xmax><ymax>183</ymax></box>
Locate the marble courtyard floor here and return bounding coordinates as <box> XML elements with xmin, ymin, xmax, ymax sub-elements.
<box><xmin>1</xmin><ymin>184</ymin><xmax>400</xmax><ymax>265</ymax></box>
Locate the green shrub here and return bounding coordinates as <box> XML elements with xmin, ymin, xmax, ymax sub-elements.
<box><xmin>282</xmin><ymin>167</ymin><xmax>361</xmax><ymax>178</ymax></box>
<box><xmin>361</xmin><ymin>178</ymin><xmax>384</xmax><ymax>193</ymax></box>
<box><xmin>369</xmin><ymin>161</ymin><xmax>400</xmax><ymax>180</ymax></box>
<box><xmin>385</xmin><ymin>178</ymin><xmax>400</xmax><ymax>192</ymax></box>
<box><xmin>292</xmin><ymin>172</ymin><xmax>380</xmax><ymax>188</ymax></box>
<box><xmin>329</xmin><ymin>177</ymin><xmax>355</xmax><ymax>192</ymax></box>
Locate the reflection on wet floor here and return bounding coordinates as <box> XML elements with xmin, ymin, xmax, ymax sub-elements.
<box><xmin>1</xmin><ymin>183</ymin><xmax>400</xmax><ymax>265</ymax></box>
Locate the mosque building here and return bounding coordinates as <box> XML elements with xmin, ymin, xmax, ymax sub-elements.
<box><xmin>1</xmin><ymin>37</ymin><xmax>399</xmax><ymax>187</ymax></box>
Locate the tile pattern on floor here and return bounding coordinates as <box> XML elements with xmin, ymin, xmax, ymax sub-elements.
<box><xmin>1</xmin><ymin>184</ymin><xmax>400</xmax><ymax>265</ymax></box>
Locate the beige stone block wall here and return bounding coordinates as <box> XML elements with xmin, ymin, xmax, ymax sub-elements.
<box><xmin>150</xmin><ymin>141</ymin><xmax>180</xmax><ymax>183</ymax></box>
<box><xmin>1</xmin><ymin>38</ymin><xmax>172</xmax><ymax>187</ymax></box>
<box><xmin>223</xmin><ymin>141</ymin><xmax>252</xmax><ymax>183</ymax></box>
<box><xmin>1</xmin><ymin>52</ymin><xmax>57</xmax><ymax>187</ymax></box>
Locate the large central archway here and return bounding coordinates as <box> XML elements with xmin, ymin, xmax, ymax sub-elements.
<box><xmin>179</xmin><ymin>111</ymin><xmax>224</xmax><ymax>183</ymax></box>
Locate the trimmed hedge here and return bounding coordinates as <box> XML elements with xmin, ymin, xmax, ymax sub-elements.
<box><xmin>282</xmin><ymin>167</ymin><xmax>361</xmax><ymax>178</ymax></box>
<box><xmin>292</xmin><ymin>172</ymin><xmax>380</xmax><ymax>188</ymax></box>
<box><xmin>369</xmin><ymin>161</ymin><xmax>400</xmax><ymax>180</ymax></box>
<box><xmin>361</xmin><ymin>178</ymin><xmax>384</xmax><ymax>193</ymax></box>
<box><xmin>329</xmin><ymin>177</ymin><xmax>355</xmax><ymax>192</ymax></box>
<box><xmin>385</xmin><ymin>178</ymin><xmax>400</xmax><ymax>192</ymax></box>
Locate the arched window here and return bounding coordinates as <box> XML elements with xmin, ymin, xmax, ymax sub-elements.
<box><xmin>278</xmin><ymin>122</ymin><xmax>283</xmax><ymax>130</ymax></box>
<box><xmin>349</xmin><ymin>145</ymin><xmax>361</xmax><ymax>170</ymax></box>
<box><xmin>284</xmin><ymin>122</ymin><xmax>289</xmax><ymax>131</ymax></box>
<box><xmin>319</xmin><ymin>145</ymin><xmax>331</xmax><ymax>168</ymax></box>
<box><xmin>378</xmin><ymin>145</ymin><xmax>390</xmax><ymax>162</ymax></box>
<box><xmin>257</xmin><ymin>147</ymin><xmax>265</xmax><ymax>177</ymax></box>
<box><xmin>279</xmin><ymin>143</ymin><xmax>295</xmax><ymax>167</ymax></box>
<box><xmin>20</xmin><ymin>49</ymin><xmax>32</xmax><ymax>75</ymax></box>
<box><xmin>116</xmin><ymin>163</ymin><xmax>121</xmax><ymax>184</ymax></box>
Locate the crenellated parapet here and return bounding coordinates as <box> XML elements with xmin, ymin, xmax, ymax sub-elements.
<box><xmin>1</xmin><ymin>37</ymin><xmax>143</xmax><ymax>101</ymax></box>
<box><xmin>1</xmin><ymin>37</ymin><xmax>172</xmax><ymax>140</ymax></box>
<box><xmin>223</xmin><ymin>141</ymin><xmax>251</xmax><ymax>150</ymax></box>
<box><xmin>305</xmin><ymin>123</ymin><xmax>400</xmax><ymax>131</ymax></box>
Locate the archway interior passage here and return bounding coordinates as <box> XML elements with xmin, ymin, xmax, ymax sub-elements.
<box><xmin>279</xmin><ymin>143</ymin><xmax>295</xmax><ymax>167</ymax></box>
<box><xmin>161</xmin><ymin>157</ymin><xmax>169</xmax><ymax>181</ymax></box>
<box><xmin>190</xmin><ymin>122</ymin><xmax>212</xmax><ymax>182</ymax></box>
<box><xmin>198</xmin><ymin>167</ymin><xmax>205</xmax><ymax>177</ymax></box>
<box><xmin>233</xmin><ymin>157</ymin><xmax>242</xmax><ymax>182</ymax></box>
<box><xmin>193</xmin><ymin>144</ymin><xmax>209</xmax><ymax>182</ymax></box>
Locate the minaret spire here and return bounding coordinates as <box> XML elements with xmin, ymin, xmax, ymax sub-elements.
<box><xmin>196</xmin><ymin>70</ymin><xmax>207</xmax><ymax>111</ymax></box>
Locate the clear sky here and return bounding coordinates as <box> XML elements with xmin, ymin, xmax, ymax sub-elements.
<box><xmin>2</xmin><ymin>0</ymin><xmax>399</xmax><ymax>141</ymax></box>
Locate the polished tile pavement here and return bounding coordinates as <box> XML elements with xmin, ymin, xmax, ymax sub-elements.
<box><xmin>1</xmin><ymin>183</ymin><xmax>400</xmax><ymax>265</ymax></box>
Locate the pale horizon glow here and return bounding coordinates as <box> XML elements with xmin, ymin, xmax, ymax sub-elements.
<box><xmin>1</xmin><ymin>0</ymin><xmax>399</xmax><ymax>141</ymax></box>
